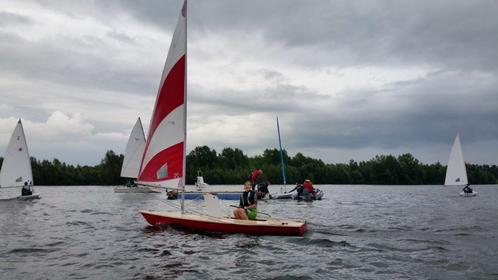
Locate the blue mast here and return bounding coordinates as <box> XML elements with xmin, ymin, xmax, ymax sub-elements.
<box><xmin>277</xmin><ymin>116</ymin><xmax>287</xmax><ymax>185</ymax></box>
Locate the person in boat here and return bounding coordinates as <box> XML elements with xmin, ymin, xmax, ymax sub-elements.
<box><xmin>233</xmin><ymin>181</ymin><xmax>257</xmax><ymax>220</ymax></box>
<box><xmin>462</xmin><ymin>184</ymin><xmax>473</xmax><ymax>194</ymax></box>
<box><xmin>256</xmin><ymin>181</ymin><xmax>271</xmax><ymax>199</ymax></box>
<box><xmin>126</xmin><ymin>180</ymin><xmax>137</xmax><ymax>188</ymax></box>
<box><xmin>287</xmin><ymin>183</ymin><xmax>304</xmax><ymax>196</ymax></box>
<box><xmin>21</xmin><ymin>181</ymin><xmax>32</xmax><ymax>196</ymax></box>
<box><xmin>302</xmin><ymin>179</ymin><xmax>315</xmax><ymax>200</ymax></box>
<box><xmin>166</xmin><ymin>189</ymin><xmax>178</xmax><ymax>200</ymax></box>
<box><xmin>249</xmin><ymin>168</ymin><xmax>263</xmax><ymax>190</ymax></box>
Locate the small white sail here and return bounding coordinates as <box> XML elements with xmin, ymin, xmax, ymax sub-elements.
<box><xmin>120</xmin><ymin>118</ymin><xmax>146</xmax><ymax>178</ymax></box>
<box><xmin>444</xmin><ymin>134</ymin><xmax>468</xmax><ymax>186</ymax></box>
<box><xmin>0</xmin><ymin>119</ymin><xmax>33</xmax><ymax>188</ymax></box>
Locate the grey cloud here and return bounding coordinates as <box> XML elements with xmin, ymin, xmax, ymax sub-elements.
<box><xmin>287</xmin><ymin>69</ymin><xmax>498</xmax><ymax>151</ymax></box>
<box><xmin>0</xmin><ymin>29</ymin><xmax>158</xmax><ymax>96</ymax></box>
<box><xmin>189</xmin><ymin>81</ymin><xmax>328</xmax><ymax>116</ymax></box>
<box><xmin>107</xmin><ymin>30</ymin><xmax>136</xmax><ymax>45</ymax></box>
<box><xmin>121</xmin><ymin>1</ymin><xmax>498</xmax><ymax>71</ymax></box>
<box><xmin>0</xmin><ymin>11</ymin><xmax>33</xmax><ymax>26</ymax></box>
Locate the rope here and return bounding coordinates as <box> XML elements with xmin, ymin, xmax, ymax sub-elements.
<box><xmin>155</xmin><ymin>197</ymin><xmax>238</xmax><ymax>223</ymax></box>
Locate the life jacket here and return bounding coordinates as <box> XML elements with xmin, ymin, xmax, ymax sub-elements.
<box><xmin>251</xmin><ymin>169</ymin><xmax>262</xmax><ymax>182</ymax></box>
<box><xmin>303</xmin><ymin>181</ymin><xmax>314</xmax><ymax>192</ymax></box>
<box><xmin>240</xmin><ymin>190</ymin><xmax>256</xmax><ymax>207</ymax></box>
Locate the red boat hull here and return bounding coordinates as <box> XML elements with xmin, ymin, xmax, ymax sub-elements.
<box><xmin>140</xmin><ymin>211</ymin><xmax>306</xmax><ymax>236</ymax></box>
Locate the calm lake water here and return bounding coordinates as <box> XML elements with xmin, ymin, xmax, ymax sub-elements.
<box><xmin>0</xmin><ymin>185</ymin><xmax>497</xmax><ymax>279</ymax></box>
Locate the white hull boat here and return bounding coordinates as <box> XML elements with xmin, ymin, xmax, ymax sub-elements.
<box><xmin>17</xmin><ymin>193</ymin><xmax>41</xmax><ymax>200</ymax></box>
<box><xmin>459</xmin><ymin>191</ymin><xmax>477</xmax><ymax>197</ymax></box>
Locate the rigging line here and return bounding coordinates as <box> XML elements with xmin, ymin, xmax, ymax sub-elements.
<box><xmin>155</xmin><ymin>198</ymin><xmax>237</xmax><ymax>222</ymax></box>
<box><xmin>155</xmin><ymin>197</ymin><xmax>299</xmax><ymax>223</ymax></box>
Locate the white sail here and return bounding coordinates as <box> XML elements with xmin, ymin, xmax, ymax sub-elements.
<box><xmin>0</xmin><ymin>119</ymin><xmax>33</xmax><ymax>188</ymax></box>
<box><xmin>120</xmin><ymin>118</ymin><xmax>146</xmax><ymax>178</ymax></box>
<box><xmin>444</xmin><ymin>134</ymin><xmax>468</xmax><ymax>186</ymax></box>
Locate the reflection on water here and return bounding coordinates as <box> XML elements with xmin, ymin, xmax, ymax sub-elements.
<box><xmin>0</xmin><ymin>185</ymin><xmax>497</xmax><ymax>279</ymax></box>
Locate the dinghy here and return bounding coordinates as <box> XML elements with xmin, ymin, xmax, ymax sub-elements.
<box><xmin>142</xmin><ymin>193</ymin><xmax>306</xmax><ymax>235</ymax></box>
<box><xmin>459</xmin><ymin>191</ymin><xmax>477</xmax><ymax>197</ymax></box>
<box><xmin>444</xmin><ymin>135</ymin><xmax>476</xmax><ymax>197</ymax></box>
<box><xmin>292</xmin><ymin>188</ymin><xmax>324</xmax><ymax>201</ymax></box>
<box><xmin>0</xmin><ymin>119</ymin><xmax>40</xmax><ymax>201</ymax></box>
<box><xmin>141</xmin><ymin>210</ymin><xmax>306</xmax><ymax>235</ymax></box>
<box><xmin>269</xmin><ymin>117</ymin><xmax>290</xmax><ymax>199</ymax></box>
<box><xmin>115</xmin><ymin>118</ymin><xmax>161</xmax><ymax>193</ymax></box>
<box><xmin>140</xmin><ymin>1</ymin><xmax>306</xmax><ymax>235</ymax></box>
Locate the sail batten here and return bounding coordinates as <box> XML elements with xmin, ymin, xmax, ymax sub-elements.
<box><xmin>138</xmin><ymin>0</ymin><xmax>186</xmax><ymax>189</ymax></box>
<box><xmin>0</xmin><ymin>120</ymin><xmax>33</xmax><ymax>188</ymax></box>
<box><xmin>444</xmin><ymin>134</ymin><xmax>468</xmax><ymax>186</ymax></box>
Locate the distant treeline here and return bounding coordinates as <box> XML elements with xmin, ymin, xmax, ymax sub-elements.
<box><xmin>0</xmin><ymin>146</ymin><xmax>497</xmax><ymax>185</ymax></box>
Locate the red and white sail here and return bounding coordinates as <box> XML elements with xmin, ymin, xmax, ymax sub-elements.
<box><xmin>138</xmin><ymin>1</ymin><xmax>187</xmax><ymax>188</ymax></box>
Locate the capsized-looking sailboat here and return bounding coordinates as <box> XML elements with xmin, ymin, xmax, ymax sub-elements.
<box><xmin>139</xmin><ymin>1</ymin><xmax>306</xmax><ymax>235</ymax></box>
<box><xmin>270</xmin><ymin>117</ymin><xmax>324</xmax><ymax>201</ymax></box>
<box><xmin>115</xmin><ymin>118</ymin><xmax>160</xmax><ymax>193</ymax></box>
<box><xmin>0</xmin><ymin>119</ymin><xmax>40</xmax><ymax>201</ymax></box>
<box><xmin>444</xmin><ymin>134</ymin><xmax>476</xmax><ymax>197</ymax></box>
<box><xmin>271</xmin><ymin>116</ymin><xmax>293</xmax><ymax>199</ymax></box>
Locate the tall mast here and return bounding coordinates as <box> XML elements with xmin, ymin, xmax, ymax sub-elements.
<box><xmin>180</xmin><ymin>0</ymin><xmax>187</xmax><ymax>214</ymax></box>
<box><xmin>277</xmin><ymin>116</ymin><xmax>287</xmax><ymax>185</ymax></box>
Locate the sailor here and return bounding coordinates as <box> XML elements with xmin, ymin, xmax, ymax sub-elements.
<box><xmin>287</xmin><ymin>183</ymin><xmax>304</xmax><ymax>196</ymax></box>
<box><xmin>303</xmin><ymin>179</ymin><xmax>315</xmax><ymax>200</ymax></box>
<box><xmin>249</xmin><ymin>169</ymin><xmax>263</xmax><ymax>190</ymax></box>
<box><xmin>21</xmin><ymin>181</ymin><xmax>32</xmax><ymax>196</ymax></box>
<box><xmin>462</xmin><ymin>184</ymin><xmax>473</xmax><ymax>194</ymax></box>
<box><xmin>233</xmin><ymin>181</ymin><xmax>257</xmax><ymax>220</ymax></box>
<box><xmin>256</xmin><ymin>181</ymin><xmax>271</xmax><ymax>199</ymax></box>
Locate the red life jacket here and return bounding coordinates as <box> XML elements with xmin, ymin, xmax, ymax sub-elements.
<box><xmin>303</xmin><ymin>181</ymin><xmax>314</xmax><ymax>192</ymax></box>
<box><xmin>251</xmin><ymin>169</ymin><xmax>262</xmax><ymax>181</ymax></box>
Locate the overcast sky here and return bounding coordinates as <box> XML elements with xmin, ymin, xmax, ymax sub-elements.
<box><xmin>0</xmin><ymin>0</ymin><xmax>497</xmax><ymax>166</ymax></box>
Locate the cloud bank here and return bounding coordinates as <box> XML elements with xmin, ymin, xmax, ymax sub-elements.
<box><xmin>0</xmin><ymin>0</ymin><xmax>497</xmax><ymax>165</ymax></box>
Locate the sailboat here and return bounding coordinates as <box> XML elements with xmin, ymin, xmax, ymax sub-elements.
<box><xmin>270</xmin><ymin>117</ymin><xmax>324</xmax><ymax>201</ymax></box>
<box><xmin>115</xmin><ymin>118</ymin><xmax>161</xmax><ymax>193</ymax></box>
<box><xmin>444</xmin><ymin>134</ymin><xmax>476</xmax><ymax>197</ymax></box>
<box><xmin>0</xmin><ymin>119</ymin><xmax>40</xmax><ymax>201</ymax></box>
<box><xmin>139</xmin><ymin>1</ymin><xmax>307</xmax><ymax>235</ymax></box>
<box><xmin>271</xmin><ymin>116</ymin><xmax>293</xmax><ymax>199</ymax></box>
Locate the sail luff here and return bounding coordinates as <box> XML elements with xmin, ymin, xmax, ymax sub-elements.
<box><xmin>444</xmin><ymin>134</ymin><xmax>468</xmax><ymax>186</ymax></box>
<box><xmin>20</xmin><ymin>119</ymin><xmax>33</xmax><ymax>185</ymax></box>
<box><xmin>180</xmin><ymin>0</ymin><xmax>187</xmax><ymax>214</ymax></box>
<box><xmin>277</xmin><ymin>116</ymin><xmax>287</xmax><ymax>185</ymax></box>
